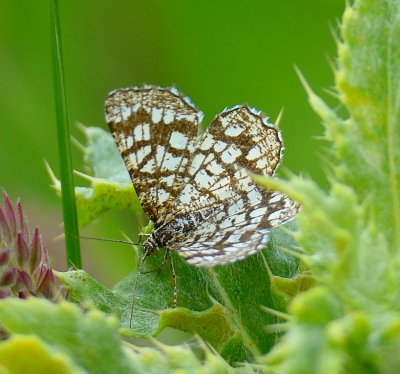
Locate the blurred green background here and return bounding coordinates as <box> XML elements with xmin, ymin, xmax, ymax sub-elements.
<box><xmin>0</xmin><ymin>1</ymin><xmax>344</xmax><ymax>286</ymax></box>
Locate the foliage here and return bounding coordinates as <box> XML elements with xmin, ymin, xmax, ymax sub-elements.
<box><xmin>0</xmin><ymin>298</ymin><xmax>246</xmax><ymax>374</ymax></box>
<box><xmin>256</xmin><ymin>0</ymin><xmax>400</xmax><ymax>372</ymax></box>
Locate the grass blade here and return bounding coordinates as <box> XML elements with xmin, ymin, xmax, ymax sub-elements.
<box><xmin>49</xmin><ymin>0</ymin><xmax>81</xmax><ymax>268</ymax></box>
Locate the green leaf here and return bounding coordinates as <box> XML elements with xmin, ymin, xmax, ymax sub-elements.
<box><xmin>75</xmin><ymin>127</ymin><xmax>142</xmax><ymax>226</ymax></box>
<box><xmin>0</xmin><ymin>335</ymin><xmax>84</xmax><ymax>374</ymax></box>
<box><xmin>0</xmin><ymin>298</ymin><xmax>137</xmax><ymax>373</ymax></box>
<box><xmin>58</xmin><ymin>224</ymin><xmax>299</xmax><ymax>363</ymax></box>
<box><xmin>0</xmin><ymin>298</ymin><xmax>256</xmax><ymax>373</ymax></box>
<box><xmin>82</xmin><ymin>126</ymin><xmax>131</xmax><ymax>185</ymax></box>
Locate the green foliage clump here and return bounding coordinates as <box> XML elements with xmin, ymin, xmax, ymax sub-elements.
<box><xmin>257</xmin><ymin>1</ymin><xmax>400</xmax><ymax>372</ymax></box>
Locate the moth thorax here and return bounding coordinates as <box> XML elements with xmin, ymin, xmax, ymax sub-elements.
<box><xmin>142</xmin><ymin>236</ymin><xmax>159</xmax><ymax>255</ymax></box>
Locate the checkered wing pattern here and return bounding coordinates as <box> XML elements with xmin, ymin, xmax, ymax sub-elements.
<box><xmin>105</xmin><ymin>87</ymin><xmax>201</xmax><ymax>223</ymax></box>
<box><xmin>169</xmin><ymin>106</ymin><xmax>298</xmax><ymax>265</ymax></box>
<box><xmin>106</xmin><ymin>86</ymin><xmax>298</xmax><ymax>267</ymax></box>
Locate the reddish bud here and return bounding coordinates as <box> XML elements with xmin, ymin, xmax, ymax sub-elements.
<box><xmin>0</xmin><ymin>192</ymin><xmax>62</xmax><ymax>302</ymax></box>
<box><xmin>40</xmin><ymin>240</ymin><xmax>50</xmax><ymax>265</ymax></box>
<box><xmin>16</xmin><ymin>200</ymin><xmax>29</xmax><ymax>239</ymax></box>
<box><xmin>3</xmin><ymin>192</ymin><xmax>16</xmax><ymax>237</ymax></box>
<box><xmin>1</xmin><ymin>268</ymin><xmax>17</xmax><ymax>287</ymax></box>
<box><xmin>29</xmin><ymin>228</ymin><xmax>41</xmax><ymax>273</ymax></box>
<box><xmin>0</xmin><ymin>248</ymin><xmax>10</xmax><ymax>266</ymax></box>
<box><xmin>37</xmin><ymin>264</ymin><xmax>55</xmax><ymax>299</ymax></box>
<box><xmin>0</xmin><ymin>207</ymin><xmax>11</xmax><ymax>243</ymax></box>
<box><xmin>16</xmin><ymin>232</ymin><xmax>29</xmax><ymax>266</ymax></box>
<box><xmin>17</xmin><ymin>270</ymin><xmax>32</xmax><ymax>290</ymax></box>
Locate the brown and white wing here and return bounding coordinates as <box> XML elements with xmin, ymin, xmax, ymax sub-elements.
<box><xmin>170</xmin><ymin>106</ymin><xmax>298</xmax><ymax>266</ymax></box>
<box><xmin>171</xmin><ymin>106</ymin><xmax>284</xmax><ymax>214</ymax></box>
<box><xmin>105</xmin><ymin>86</ymin><xmax>202</xmax><ymax>223</ymax></box>
<box><xmin>176</xmin><ymin>192</ymin><xmax>297</xmax><ymax>266</ymax></box>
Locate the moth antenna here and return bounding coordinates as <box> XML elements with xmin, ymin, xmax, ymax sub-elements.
<box><xmin>80</xmin><ymin>235</ymin><xmax>141</xmax><ymax>246</ymax></box>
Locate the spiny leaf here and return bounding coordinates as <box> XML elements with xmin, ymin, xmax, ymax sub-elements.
<box><xmin>0</xmin><ymin>298</ymin><xmax>254</xmax><ymax>373</ymax></box>
<box><xmin>0</xmin><ymin>335</ymin><xmax>84</xmax><ymax>374</ymax></box>
<box><xmin>260</xmin><ymin>1</ymin><xmax>400</xmax><ymax>372</ymax></box>
<box><xmin>58</xmin><ymin>224</ymin><xmax>299</xmax><ymax>363</ymax></box>
<box><xmin>0</xmin><ymin>298</ymin><xmax>137</xmax><ymax>373</ymax></box>
<box><xmin>336</xmin><ymin>0</ymin><xmax>400</xmax><ymax>248</ymax></box>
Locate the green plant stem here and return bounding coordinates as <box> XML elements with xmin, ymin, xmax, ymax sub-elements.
<box><xmin>49</xmin><ymin>0</ymin><xmax>82</xmax><ymax>268</ymax></box>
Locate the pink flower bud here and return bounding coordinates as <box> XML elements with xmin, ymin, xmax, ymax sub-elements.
<box><xmin>16</xmin><ymin>200</ymin><xmax>29</xmax><ymax>239</ymax></box>
<box><xmin>29</xmin><ymin>228</ymin><xmax>41</xmax><ymax>273</ymax></box>
<box><xmin>1</xmin><ymin>268</ymin><xmax>17</xmax><ymax>287</ymax></box>
<box><xmin>0</xmin><ymin>207</ymin><xmax>11</xmax><ymax>243</ymax></box>
<box><xmin>16</xmin><ymin>270</ymin><xmax>32</xmax><ymax>290</ymax></box>
<box><xmin>37</xmin><ymin>264</ymin><xmax>55</xmax><ymax>299</ymax></box>
<box><xmin>16</xmin><ymin>232</ymin><xmax>29</xmax><ymax>267</ymax></box>
<box><xmin>0</xmin><ymin>192</ymin><xmax>62</xmax><ymax>302</ymax></box>
<box><xmin>3</xmin><ymin>193</ymin><xmax>16</xmax><ymax>238</ymax></box>
<box><xmin>0</xmin><ymin>248</ymin><xmax>10</xmax><ymax>266</ymax></box>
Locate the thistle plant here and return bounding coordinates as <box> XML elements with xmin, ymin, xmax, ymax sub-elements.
<box><xmin>0</xmin><ymin>192</ymin><xmax>57</xmax><ymax>300</ymax></box>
